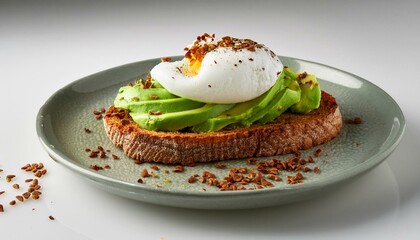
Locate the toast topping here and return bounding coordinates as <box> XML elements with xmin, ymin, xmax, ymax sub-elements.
<box><xmin>150</xmin><ymin>34</ymin><xmax>283</xmax><ymax>103</ymax></box>
<box><xmin>111</xmin><ymin>34</ymin><xmax>321</xmax><ymax>132</ymax></box>
<box><xmin>114</xmin><ymin>66</ymin><xmax>321</xmax><ymax>132</ymax></box>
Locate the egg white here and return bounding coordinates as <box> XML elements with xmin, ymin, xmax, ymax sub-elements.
<box><xmin>150</xmin><ymin>46</ymin><xmax>283</xmax><ymax>104</ymax></box>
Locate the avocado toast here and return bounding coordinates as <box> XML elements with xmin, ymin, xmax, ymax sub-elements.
<box><xmin>103</xmin><ymin>65</ymin><xmax>342</xmax><ymax>165</ymax></box>
<box><xmin>104</xmin><ymin>91</ymin><xmax>341</xmax><ymax>165</ymax></box>
<box><xmin>103</xmin><ymin>34</ymin><xmax>342</xmax><ymax>165</ymax></box>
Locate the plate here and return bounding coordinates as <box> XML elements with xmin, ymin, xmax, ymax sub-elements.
<box><xmin>36</xmin><ymin>56</ymin><xmax>405</xmax><ymax>209</ymax></box>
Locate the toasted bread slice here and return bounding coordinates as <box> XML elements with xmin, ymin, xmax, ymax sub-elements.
<box><xmin>104</xmin><ymin>91</ymin><xmax>342</xmax><ymax>165</ymax></box>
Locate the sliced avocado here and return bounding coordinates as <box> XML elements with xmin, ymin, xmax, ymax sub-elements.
<box><xmin>256</xmin><ymin>86</ymin><xmax>301</xmax><ymax>124</ymax></box>
<box><xmin>130</xmin><ymin>103</ymin><xmax>234</xmax><ymax>131</ymax></box>
<box><xmin>192</xmin><ymin>71</ymin><xmax>291</xmax><ymax>132</ymax></box>
<box><xmin>191</xmin><ymin>95</ymin><xmax>263</xmax><ymax>132</ymax></box>
<box><xmin>241</xmin><ymin>74</ymin><xmax>296</xmax><ymax>126</ymax></box>
<box><xmin>150</xmin><ymin>79</ymin><xmax>164</xmax><ymax>88</ymax></box>
<box><xmin>124</xmin><ymin>98</ymin><xmax>204</xmax><ymax>114</ymax></box>
<box><xmin>113</xmin><ymin>66</ymin><xmax>322</xmax><ymax>132</ymax></box>
<box><xmin>290</xmin><ymin>73</ymin><xmax>321</xmax><ymax>114</ymax></box>
<box><xmin>114</xmin><ymin>85</ymin><xmax>177</xmax><ymax>109</ymax></box>
<box><xmin>283</xmin><ymin>66</ymin><xmax>299</xmax><ymax>79</ymax></box>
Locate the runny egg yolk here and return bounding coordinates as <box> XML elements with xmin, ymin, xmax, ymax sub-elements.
<box><xmin>184</xmin><ymin>56</ymin><xmax>202</xmax><ymax>76</ymax></box>
<box><xmin>183</xmin><ymin>34</ymin><xmax>217</xmax><ymax>76</ymax></box>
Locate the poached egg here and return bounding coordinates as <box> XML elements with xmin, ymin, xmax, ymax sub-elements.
<box><xmin>150</xmin><ymin>34</ymin><xmax>283</xmax><ymax>104</ymax></box>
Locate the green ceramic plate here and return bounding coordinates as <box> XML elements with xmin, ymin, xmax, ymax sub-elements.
<box><xmin>36</xmin><ymin>56</ymin><xmax>405</xmax><ymax>209</ymax></box>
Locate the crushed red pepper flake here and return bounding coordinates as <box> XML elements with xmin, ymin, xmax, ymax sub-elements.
<box><xmin>86</xmin><ymin>146</ymin><xmax>116</xmax><ymax>159</ymax></box>
<box><xmin>0</xmin><ymin>204</ymin><xmax>3</xmax><ymax>212</ymax></box>
<box><xmin>31</xmin><ymin>193</ymin><xmax>40</xmax><ymax>200</ymax></box>
<box><xmin>304</xmin><ymin>167</ymin><xmax>313</xmax><ymax>172</ymax></box>
<box><xmin>89</xmin><ymin>164</ymin><xmax>104</xmax><ymax>171</ymax></box>
<box><xmin>215</xmin><ymin>163</ymin><xmax>226</xmax><ymax>169</ymax></box>
<box><xmin>150</xmin><ymin>94</ymin><xmax>159</xmax><ymax>100</ymax></box>
<box><xmin>287</xmin><ymin>172</ymin><xmax>304</xmax><ymax>185</ymax></box>
<box><xmin>16</xmin><ymin>195</ymin><xmax>24</xmax><ymax>202</ymax></box>
<box><xmin>345</xmin><ymin>117</ymin><xmax>363</xmax><ymax>124</ymax></box>
<box><xmin>22</xmin><ymin>192</ymin><xmax>31</xmax><ymax>199</ymax></box>
<box><xmin>141</xmin><ymin>169</ymin><xmax>150</xmax><ymax>178</ymax></box>
<box><xmin>297</xmin><ymin>72</ymin><xmax>308</xmax><ymax>80</ymax></box>
<box><xmin>21</xmin><ymin>164</ymin><xmax>30</xmax><ymax>170</ymax></box>
<box><xmin>161</xmin><ymin>57</ymin><xmax>172</xmax><ymax>62</ymax></box>
<box><xmin>198</xmin><ymin>177</ymin><xmax>206</xmax><ymax>183</ymax></box>
<box><xmin>34</xmin><ymin>171</ymin><xmax>42</xmax><ymax>178</ymax></box>
<box><xmin>6</xmin><ymin>175</ymin><xmax>16</xmax><ymax>182</ymax></box>
<box><xmin>89</xmin><ymin>152</ymin><xmax>98</xmax><ymax>158</ymax></box>
<box><xmin>172</xmin><ymin>165</ymin><xmax>185</xmax><ymax>173</ymax></box>
<box><xmin>148</xmin><ymin>110</ymin><xmax>163</xmax><ymax>116</ymax></box>
<box><xmin>314</xmin><ymin>149</ymin><xmax>322</xmax><ymax>157</ymax></box>
<box><xmin>188</xmin><ymin>176</ymin><xmax>197</xmax><ymax>183</ymax></box>
<box><xmin>308</xmin><ymin>155</ymin><xmax>314</xmax><ymax>163</ymax></box>
<box><xmin>246</xmin><ymin>158</ymin><xmax>258</xmax><ymax>164</ymax></box>
<box><xmin>92</xmin><ymin>108</ymin><xmax>106</xmax><ymax>120</ymax></box>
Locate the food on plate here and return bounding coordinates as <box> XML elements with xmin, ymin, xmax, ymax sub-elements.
<box><xmin>103</xmin><ymin>33</ymin><xmax>342</xmax><ymax>165</ymax></box>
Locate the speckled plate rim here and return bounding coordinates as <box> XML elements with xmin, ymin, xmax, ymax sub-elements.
<box><xmin>36</xmin><ymin>56</ymin><xmax>406</xmax><ymax>199</ymax></box>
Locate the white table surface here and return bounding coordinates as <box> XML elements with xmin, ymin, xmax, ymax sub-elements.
<box><xmin>1</xmin><ymin>0</ymin><xmax>420</xmax><ymax>239</ymax></box>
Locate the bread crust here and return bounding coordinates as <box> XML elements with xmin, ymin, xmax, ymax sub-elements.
<box><xmin>104</xmin><ymin>91</ymin><xmax>342</xmax><ymax>165</ymax></box>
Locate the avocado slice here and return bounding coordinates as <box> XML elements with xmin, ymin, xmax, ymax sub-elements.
<box><xmin>241</xmin><ymin>75</ymin><xmax>296</xmax><ymax>126</ymax></box>
<box><xmin>191</xmin><ymin>95</ymin><xmax>263</xmax><ymax>132</ymax></box>
<box><xmin>192</xmin><ymin>71</ymin><xmax>292</xmax><ymax>132</ymax></box>
<box><xmin>283</xmin><ymin>66</ymin><xmax>299</xmax><ymax>79</ymax></box>
<box><xmin>256</xmin><ymin>86</ymin><xmax>301</xmax><ymax>124</ymax></box>
<box><xmin>114</xmin><ymin>85</ymin><xmax>177</xmax><ymax>109</ymax></box>
<box><xmin>130</xmin><ymin>103</ymin><xmax>234</xmax><ymax>131</ymax></box>
<box><xmin>124</xmin><ymin>98</ymin><xmax>204</xmax><ymax>114</ymax></box>
<box><xmin>290</xmin><ymin>73</ymin><xmax>321</xmax><ymax>114</ymax></box>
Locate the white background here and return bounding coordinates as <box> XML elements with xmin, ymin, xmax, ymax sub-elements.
<box><xmin>1</xmin><ymin>0</ymin><xmax>420</xmax><ymax>239</ymax></box>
